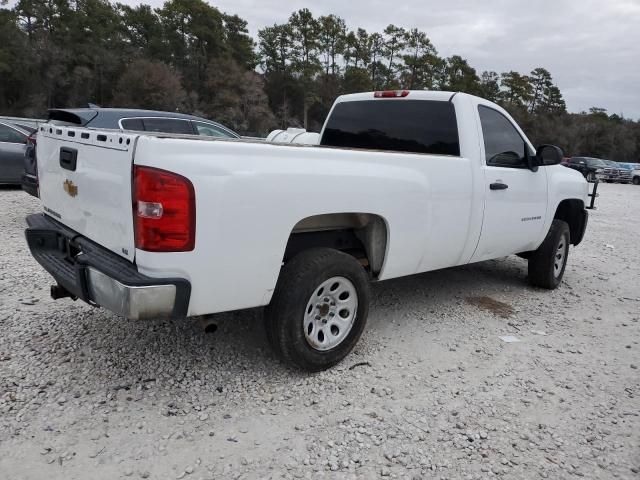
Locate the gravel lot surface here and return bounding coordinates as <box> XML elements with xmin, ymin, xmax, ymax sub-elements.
<box><xmin>0</xmin><ymin>183</ymin><xmax>638</xmax><ymax>480</ymax></box>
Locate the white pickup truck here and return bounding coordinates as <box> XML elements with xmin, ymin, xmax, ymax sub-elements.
<box><xmin>26</xmin><ymin>90</ymin><xmax>590</xmax><ymax>371</ymax></box>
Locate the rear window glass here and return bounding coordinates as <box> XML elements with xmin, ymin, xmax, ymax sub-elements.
<box><xmin>320</xmin><ymin>100</ymin><xmax>460</xmax><ymax>156</ymax></box>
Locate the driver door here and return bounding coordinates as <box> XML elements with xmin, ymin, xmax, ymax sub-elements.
<box><xmin>471</xmin><ymin>106</ymin><xmax>548</xmax><ymax>262</ymax></box>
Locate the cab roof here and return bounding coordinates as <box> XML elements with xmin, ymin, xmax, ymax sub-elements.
<box><xmin>335</xmin><ymin>90</ymin><xmax>459</xmax><ymax>103</ymax></box>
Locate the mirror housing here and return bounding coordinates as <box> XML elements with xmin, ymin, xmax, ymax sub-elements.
<box><xmin>536</xmin><ymin>144</ymin><xmax>564</xmax><ymax>166</ymax></box>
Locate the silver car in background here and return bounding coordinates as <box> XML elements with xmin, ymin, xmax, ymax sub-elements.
<box><xmin>0</xmin><ymin>121</ymin><xmax>35</xmax><ymax>185</ymax></box>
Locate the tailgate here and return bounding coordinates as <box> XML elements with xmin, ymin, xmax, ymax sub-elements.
<box><xmin>36</xmin><ymin>124</ymin><xmax>139</xmax><ymax>261</ymax></box>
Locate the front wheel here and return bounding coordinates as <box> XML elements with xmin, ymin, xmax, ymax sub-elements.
<box><xmin>586</xmin><ymin>171</ymin><xmax>596</xmax><ymax>182</ymax></box>
<box><xmin>528</xmin><ymin>220</ymin><xmax>570</xmax><ymax>289</ymax></box>
<box><xmin>265</xmin><ymin>248</ymin><xmax>370</xmax><ymax>371</ymax></box>
<box><xmin>633</xmin><ymin>176</ymin><xmax>640</xmax><ymax>185</ymax></box>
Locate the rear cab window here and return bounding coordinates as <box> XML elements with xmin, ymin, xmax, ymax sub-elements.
<box><xmin>320</xmin><ymin>100</ymin><xmax>460</xmax><ymax>156</ymax></box>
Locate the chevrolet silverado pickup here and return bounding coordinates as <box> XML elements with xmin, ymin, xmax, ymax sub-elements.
<box><xmin>25</xmin><ymin>90</ymin><xmax>590</xmax><ymax>371</ymax></box>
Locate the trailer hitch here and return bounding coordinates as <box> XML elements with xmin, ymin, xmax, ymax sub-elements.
<box><xmin>51</xmin><ymin>284</ymin><xmax>77</xmax><ymax>301</ymax></box>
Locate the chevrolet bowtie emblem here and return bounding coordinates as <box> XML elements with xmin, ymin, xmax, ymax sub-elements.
<box><xmin>63</xmin><ymin>179</ymin><xmax>78</xmax><ymax>197</ymax></box>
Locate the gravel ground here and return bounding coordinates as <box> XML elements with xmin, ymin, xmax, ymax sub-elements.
<box><xmin>0</xmin><ymin>183</ymin><xmax>638</xmax><ymax>480</ymax></box>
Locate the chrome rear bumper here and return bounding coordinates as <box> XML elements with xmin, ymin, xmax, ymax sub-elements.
<box><xmin>25</xmin><ymin>213</ymin><xmax>190</xmax><ymax>320</ymax></box>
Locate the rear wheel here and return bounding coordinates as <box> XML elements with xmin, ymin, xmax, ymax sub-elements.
<box><xmin>528</xmin><ymin>220</ymin><xmax>570</xmax><ymax>289</ymax></box>
<box><xmin>265</xmin><ymin>248</ymin><xmax>370</xmax><ymax>371</ymax></box>
<box><xmin>633</xmin><ymin>176</ymin><xmax>640</xmax><ymax>185</ymax></box>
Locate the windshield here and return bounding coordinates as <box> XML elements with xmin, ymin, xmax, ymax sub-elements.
<box><xmin>586</xmin><ymin>158</ymin><xmax>606</xmax><ymax>167</ymax></box>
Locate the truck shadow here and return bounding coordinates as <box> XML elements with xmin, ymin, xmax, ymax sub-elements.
<box><xmin>196</xmin><ymin>255</ymin><xmax>530</xmax><ymax>367</ymax></box>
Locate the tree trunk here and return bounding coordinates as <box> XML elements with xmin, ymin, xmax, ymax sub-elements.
<box><xmin>303</xmin><ymin>97</ymin><xmax>308</xmax><ymax>130</ymax></box>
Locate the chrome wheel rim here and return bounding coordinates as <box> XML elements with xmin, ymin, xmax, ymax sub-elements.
<box><xmin>303</xmin><ymin>276</ymin><xmax>358</xmax><ymax>351</ymax></box>
<box><xmin>554</xmin><ymin>235</ymin><xmax>568</xmax><ymax>277</ymax></box>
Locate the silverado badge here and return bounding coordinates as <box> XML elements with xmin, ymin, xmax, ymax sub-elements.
<box><xmin>63</xmin><ymin>179</ymin><xmax>78</xmax><ymax>197</ymax></box>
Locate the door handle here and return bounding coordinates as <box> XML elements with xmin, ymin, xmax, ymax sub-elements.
<box><xmin>490</xmin><ymin>182</ymin><xmax>509</xmax><ymax>190</ymax></box>
<box><xmin>59</xmin><ymin>147</ymin><xmax>78</xmax><ymax>171</ymax></box>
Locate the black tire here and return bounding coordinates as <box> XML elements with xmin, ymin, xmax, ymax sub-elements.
<box><xmin>528</xmin><ymin>220</ymin><xmax>570</xmax><ymax>289</ymax></box>
<box><xmin>265</xmin><ymin>248</ymin><xmax>370</xmax><ymax>371</ymax></box>
<box><xmin>586</xmin><ymin>171</ymin><xmax>595</xmax><ymax>182</ymax></box>
<box><xmin>633</xmin><ymin>176</ymin><xmax>640</xmax><ymax>185</ymax></box>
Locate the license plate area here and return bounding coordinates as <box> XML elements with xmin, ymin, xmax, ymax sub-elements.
<box><xmin>26</xmin><ymin>227</ymin><xmax>91</xmax><ymax>301</ymax></box>
<box><xmin>35</xmin><ymin>230</ymin><xmax>83</xmax><ymax>264</ymax></box>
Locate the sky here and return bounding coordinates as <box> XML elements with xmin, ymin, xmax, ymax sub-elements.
<box><xmin>16</xmin><ymin>0</ymin><xmax>640</xmax><ymax>118</ymax></box>
<box><xmin>186</xmin><ymin>0</ymin><xmax>640</xmax><ymax>119</ymax></box>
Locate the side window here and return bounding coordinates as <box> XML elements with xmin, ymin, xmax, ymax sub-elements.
<box><xmin>0</xmin><ymin>124</ymin><xmax>27</xmax><ymax>144</ymax></box>
<box><xmin>142</xmin><ymin>118</ymin><xmax>193</xmax><ymax>134</ymax></box>
<box><xmin>478</xmin><ymin>106</ymin><xmax>529</xmax><ymax>168</ymax></box>
<box><xmin>192</xmin><ymin>121</ymin><xmax>231</xmax><ymax>138</ymax></box>
<box><xmin>120</xmin><ymin>118</ymin><xmax>145</xmax><ymax>131</ymax></box>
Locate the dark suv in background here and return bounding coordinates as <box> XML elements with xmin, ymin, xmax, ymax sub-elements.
<box><xmin>22</xmin><ymin>108</ymin><xmax>239</xmax><ymax>197</ymax></box>
<box><xmin>565</xmin><ymin>157</ymin><xmax>606</xmax><ymax>182</ymax></box>
<box><xmin>600</xmin><ymin>159</ymin><xmax>633</xmax><ymax>183</ymax></box>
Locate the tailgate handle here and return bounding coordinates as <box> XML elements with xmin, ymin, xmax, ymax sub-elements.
<box><xmin>59</xmin><ymin>147</ymin><xmax>78</xmax><ymax>171</ymax></box>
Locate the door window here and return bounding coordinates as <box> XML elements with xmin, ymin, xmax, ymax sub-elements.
<box><xmin>0</xmin><ymin>124</ymin><xmax>27</xmax><ymax>144</ymax></box>
<box><xmin>120</xmin><ymin>118</ymin><xmax>145</xmax><ymax>131</ymax></box>
<box><xmin>192</xmin><ymin>121</ymin><xmax>233</xmax><ymax>138</ymax></box>
<box><xmin>142</xmin><ymin>118</ymin><xmax>193</xmax><ymax>134</ymax></box>
<box><xmin>478</xmin><ymin>106</ymin><xmax>530</xmax><ymax>168</ymax></box>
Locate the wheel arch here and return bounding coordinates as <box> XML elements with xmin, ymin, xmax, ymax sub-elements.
<box><xmin>553</xmin><ymin>198</ymin><xmax>587</xmax><ymax>246</ymax></box>
<box><xmin>283</xmin><ymin>212</ymin><xmax>389</xmax><ymax>278</ymax></box>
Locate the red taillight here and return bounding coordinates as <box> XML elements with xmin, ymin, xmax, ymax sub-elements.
<box><xmin>133</xmin><ymin>166</ymin><xmax>195</xmax><ymax>252</ymax></box>
<box><xmin>374</xmin><ymin>90</ymin><xmax>410</xmax><ymax>98</ymax></box>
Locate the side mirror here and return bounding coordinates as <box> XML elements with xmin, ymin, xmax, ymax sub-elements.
<box><xmin>536</xmin><ymin>144</ymin><xmax>564</xmax><ymax>166</ymax></box>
